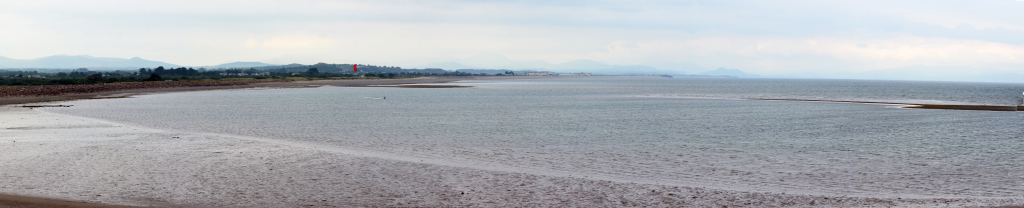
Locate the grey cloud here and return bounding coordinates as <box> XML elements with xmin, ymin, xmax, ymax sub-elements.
<box><xmin>19</xmin><ymin>0</ymin><xmax>1022</xmax><ymax>45</ymax></box>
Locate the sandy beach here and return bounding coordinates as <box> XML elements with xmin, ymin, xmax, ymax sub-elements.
<box><xmin>1</xmin><ymin>77</ymin><xmax>1022</xmax><ymax>207</ymax></box>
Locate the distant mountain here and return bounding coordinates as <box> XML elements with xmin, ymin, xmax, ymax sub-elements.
<box><xmin>549</xmin><ymin>59</ymin><xmax>680</xmax><ymax>75</ymax></box>
<box><xmin>455</xmin><ymin>69</ymin><xmax>541</xmax><ymax>75</ymax></box>
<box><xmin>426</xmin><ymin>53</ymin><xmax>587</xmax><ymax>71</ymax></box>
<box><xmin>420</xmin><ymin>62</ymin><xmax>480</xmax><ymax>70</ymax></box>
<box><xmin>210</xmin><ymin>61</ymin><xmax>277</xmax><ymax>69</ymax></box>
<box><xmin>699</xmin><ymin>68</ymin><xmax>762</xmax><ymax>78</ymax></box>
<box><xmin>554</xmin><ymin>59</ymin><xmax>611</xmax><ymax>70</ymax></box>
<box><xmin>457</xmin><ymin>52</ymin><xmax>555</xmax><ymax>69</ymax></box>
<box><xmin>0</xmin><ymin>55</ymin><xmax>180</xmax><ymax>69</ymax></box>
<box><xmin>644</xmin><ymin>60</ymin><xmax>709</xmax><ymax>74</ymax></box>
<box><xmin>423</xmin><ymin>53</ymin><xmax>686</xmax><ymax>75</ymax></box>
<box><xmin>0</xmin><ymin>56</ymin><xmax>15</xmax><ymax>68</ymax></box>
<box><xmin>575</xmin><ymin>65</ymin><xmax>679</xmax><ymax>75</ymax></box>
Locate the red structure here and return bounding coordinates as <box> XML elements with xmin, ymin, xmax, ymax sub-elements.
<box><xmin>353</xmin><ymin>64</ymin><xmax>358</xmax><ymax>72</ymax></box>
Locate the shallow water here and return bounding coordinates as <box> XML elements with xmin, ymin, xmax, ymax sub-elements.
<box><xmin>44</xmin><ymin>78</ymin><xmax>1024</xmax><ymax>198</ymax></box>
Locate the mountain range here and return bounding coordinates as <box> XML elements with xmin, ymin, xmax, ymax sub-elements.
<box><xmin>0</xmin><ymin>55</ymin><xmax>180</xmax><ymax>69</ymax></box>
<box><xmin>420</xmin><ymin>53</ymin><xmax>684</xmax><ymax>75</ymax></box>
<box><xmin>699</xmin><ymin>68</ymin><xmax>762</xmax><ymax>78</ymax></box>
<box><xmin>0</xmin><ymin>55</ymin><xmax>276</xmax><ymax>70</ymax></box>
<box><xmin>2</xmin><ymin>54</ymin><xmax>1021</xmax><ymax>83</ymax></box>
<box><xmin>211</xmin><ymin>61</ymin><xmax>279</xmax><ymax>68</ymax></box>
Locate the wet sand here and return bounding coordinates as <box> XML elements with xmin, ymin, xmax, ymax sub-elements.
<box><xmin>0</xmin><ymin>77</ymin><xmax>460</xmax><ymax>208</ymax></box>
<box><xmin>2</xmin><ymin>106</ymin><xmax>1021</xmax><ymax>207</ymax></box>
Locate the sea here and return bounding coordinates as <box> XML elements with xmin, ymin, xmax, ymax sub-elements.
<box><xmin>43</xmin><ymin>77</ymin><xmax>1024</xmax><ymax>198</ymax></box>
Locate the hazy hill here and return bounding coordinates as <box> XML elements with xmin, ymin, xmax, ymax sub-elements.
<box><xmin>699</xmin><ymin>68</ymin><xmax>762</xmax><ymax>78</ymax></box>
<box><xmin>210</xmin><ymin>61</ymin><xmax>277</xmax><ymax>69</ymax></box>
<box><xmin>459</xmin><ymin>53</ymin><xmax>556</xmax><ymax>69</ymax></box>
<box><xmin>0</xmin><ymin>56</ymin><xmax>15</xmax><ymax>68</ymax></box>
<box><xmin>0</xmin><ymin>55</ymin><xmax>179</xmax><ymax>69</ymax></box>
<box><xmin>421</xmin><ymin>62</ymin><xmax>480</xmax><ymax>70</ymax></box>
<box><xmin>423</xmin><ymin>53</ymin><xmax>683</xmax><ymax>75</ymax></box>
<box><xmin>554</xmin><ymin>59</ymin><xmax>611</xmax><ymax>70</ymax></box>
<box><xmin>575</xmin><ymin>65</ymin><xmax>678</xmax><ymax>75</ymax></box>
<box><xmin>455</xmin><ymin>69</ymin><xmax>541</xmax><ymax>74</ymax></box>
<box><xmin>644</xmin><ymin>60</ymin><xmax>711</xmax><ymax>74</ymax></box>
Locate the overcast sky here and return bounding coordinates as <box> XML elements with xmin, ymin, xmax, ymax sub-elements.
<box><xmin>2</xmin><ymin>0</ymin><xmax>1023</xmax><ymax>75</ymax></box>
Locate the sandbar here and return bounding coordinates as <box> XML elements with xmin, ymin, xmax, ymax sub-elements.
<box><xmin>750</xmin><ymin>98</ymin><xmax>1021</xmax><ymax>111</ymax></box>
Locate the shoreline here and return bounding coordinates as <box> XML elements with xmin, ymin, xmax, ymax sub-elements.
<box><xmin>0</xmin><ymin>75</ymin><xmax>653</xmax><ymax>106</ymax></box>
<box><xmin>0</xmin><ymin>77</ymin><xmax>467</xmax><ymax>106</ymax></box>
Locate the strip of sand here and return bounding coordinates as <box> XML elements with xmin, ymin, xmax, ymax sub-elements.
<box><xmin>750</xmin><ymin>98</ymin><xmax>1022</xmax><ymax>111</ymax></box>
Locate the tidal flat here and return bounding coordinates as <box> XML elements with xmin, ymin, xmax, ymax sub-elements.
<box><xmin>3</xmin><ymin>77</ymin><xmax>1024</xmax><ymax>207</ymax></box>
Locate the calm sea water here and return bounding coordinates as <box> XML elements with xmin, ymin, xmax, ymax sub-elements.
<box><xmin>46</xmin><ymin>78</ymin><xmax>1024</xmax><ymax>198</ymax></box>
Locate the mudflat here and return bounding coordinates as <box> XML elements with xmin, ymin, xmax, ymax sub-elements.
<box><xmin>0</xmin><ymin>77</ymin><xmax>466</xmax><ymax>105</ymax></box>
<box><xmin>2</xmin><ymin>101</ymin><xmax>1020</xmax><ymax>207</ymax></box>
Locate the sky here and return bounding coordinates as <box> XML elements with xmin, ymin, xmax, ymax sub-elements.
<box><xmin>1</xmin><ymin>0</ymin><xmax>1024</xmax><ymax>76</ymax></box>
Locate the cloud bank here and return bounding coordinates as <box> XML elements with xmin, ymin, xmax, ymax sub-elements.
<box><xmin>1</xmin><ymin>0</ymin><xmax>1022</xmax><ymax>78</ymax></box>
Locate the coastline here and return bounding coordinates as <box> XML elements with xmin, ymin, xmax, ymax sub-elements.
<box><xmin>2</xmin><ymin>76</ymin><xmax>1022</xmax><ymax>207</ymax></box>
<box><xmin>0</xmin><ymin>75</ymin><xmax>653</xmax><ymax>106</ymax></box>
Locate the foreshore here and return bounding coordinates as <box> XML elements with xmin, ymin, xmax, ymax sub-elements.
<box><xmin>0</xmin><ymin>75</ymin><xmax>669</xmax><ymax>106</ymax></box>
<box><xmin>1</xmin><ymin>76</ymin><xmax>1022</xmax><ymax>207</ymax></box>
<box><xmin>0</xmin><ymin>77</ymin><xmax>471</xmax><ymax>106</ymax></box>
